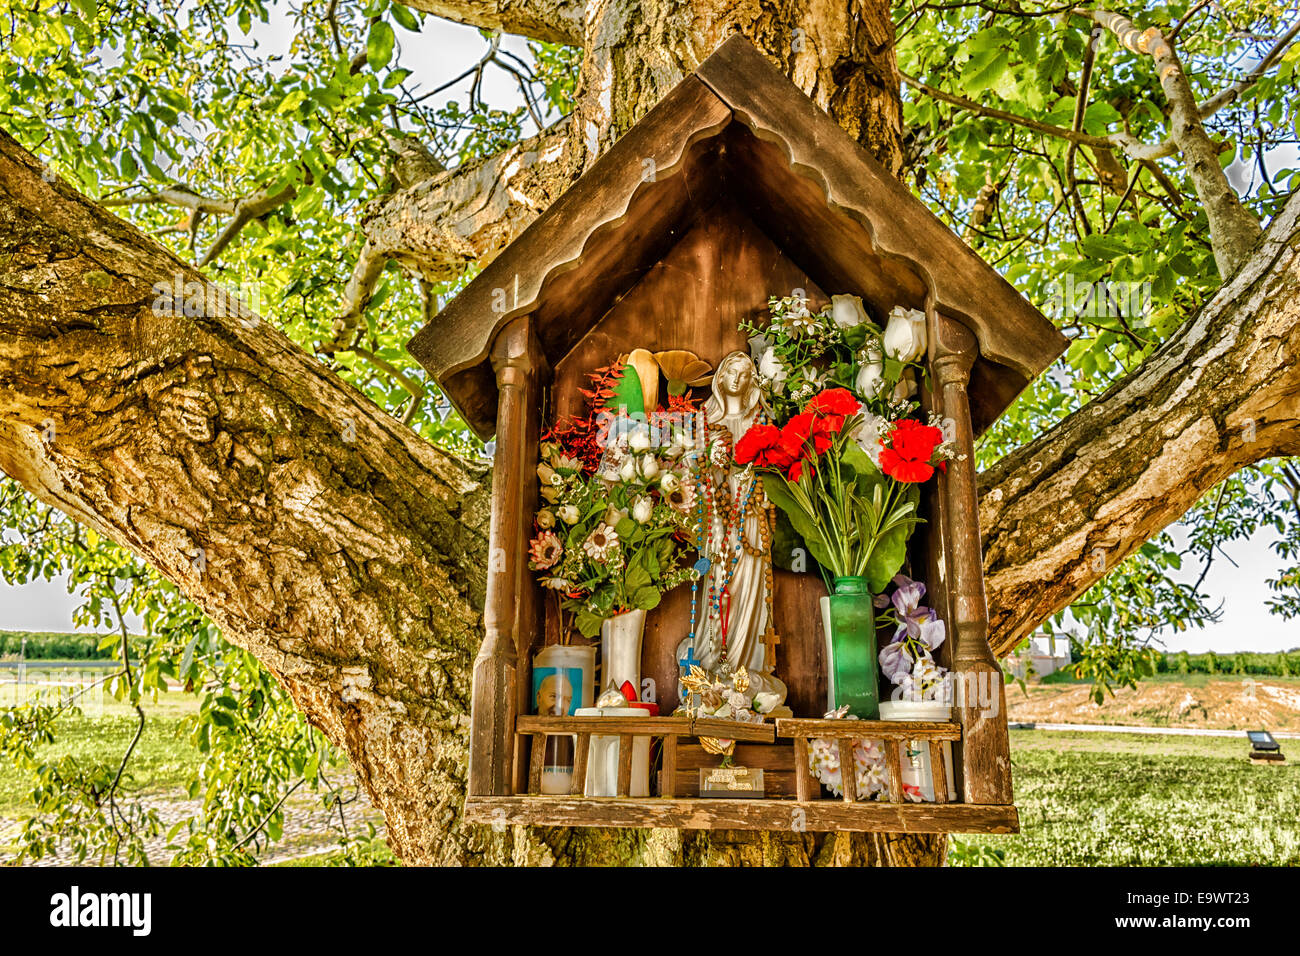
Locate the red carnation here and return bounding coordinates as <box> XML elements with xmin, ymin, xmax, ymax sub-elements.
<box><xmin>736</xmin><ymin>423</ymin><xmax>796</xmax><ymax>470</ymax></box>
<box><xmin>879</xmin><ymin>419</ymin><xmax>946</xmax><ymax>483</ymax></box>
<box><xmin>806</xmin><ymin>387</ymin><xmax>861</xmax><ymax>418</ymax></box>
<box><xmin>779</xmin><ymin>413</ymin><xmax>815</xmax><ymax>459</ymax></box>
<box><xmin>788</xmin><ymin>458</ymin><xmax>815</xmax><ymax>482</ymax></box>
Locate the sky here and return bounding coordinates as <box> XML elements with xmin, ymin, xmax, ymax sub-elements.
<box><xmin>1</xmin><ymin>10</ymin><xmax>1296</xmax><ymax>655</ymax></box>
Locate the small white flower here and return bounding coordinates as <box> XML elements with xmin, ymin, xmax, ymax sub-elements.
<box><xmin>628</xmin><ymin>427</ymin><xmax>651</xmax><ymax>452</ymax></box>
<box><xmin>632</xmin><ymin>496</ymin><xmax>654</xmax><ymax>524</ymax></box>
<box><xmin>638</xmin><ymin>455</ymin><xmax>659</xmax><ymax>480</ymax></box>
<box><xmin>659</xmin><ymin>471</ymin><xmax>681</xmax><ymax>494</ymax></box>
<box><xmin>557</xmin><ymin>505</ymin><xmax>580</xmax><ymax>524</ymax></box>
<box><xmin>618</xmin><ymin>457</ymin><xmax>638</xmax><ymax>482</ymax></box>
<box><xmin>830</xmin><ymin>293</ymin><xmax>870</xmax><ymax>330</ymax></box>
<box><xmin>883</xmin><ymin>305</ymin><xmax>927</xmax><ymax>363</ymax></box>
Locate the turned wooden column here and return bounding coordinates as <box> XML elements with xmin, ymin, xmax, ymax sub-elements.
<box><xmin>469</xmin><ymin>316</ymin><xmax>547</xmax><ymax>797</ymax></box>
<box><xmin>928</xmin><ymin>306</ymin><xmax>1014</xmax><ymax>806</ymax></box>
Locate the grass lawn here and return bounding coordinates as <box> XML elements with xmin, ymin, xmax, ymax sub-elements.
<box><xmin>951</xmin><ymin>730</ymin><xmax>1300</xmax><ymax>866</ymax></box>
<box><xmin>0</xmin><ymin>669</ymin><xmax>198</xmax><ymax>816</ymax></box>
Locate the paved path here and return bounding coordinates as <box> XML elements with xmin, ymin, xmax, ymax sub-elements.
<box><xmin>1010</xmin><ymin>720</ymin><xmax>1300</xmax><ymax>739</ymax></box>
<box><xmin>0</xmin><ymin>788</ymin><xmax>385</xmax><ymax>866</ymax></box>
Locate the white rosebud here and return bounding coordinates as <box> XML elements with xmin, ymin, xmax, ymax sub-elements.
<box><xmin>855</xmin><ymin>359</ymin><xmax>884</xmax><ymax>399</ymax></box>
<box><xmin>628</xmin><ymin>427</ymin><xmax>651</xmax><ymax>452</ymax></box>
<box><xmin>659</xmin><ymin>472</ymin><xmax>681</xmax><ymax>494</ymax></box>
<box><xmin>604</xmin><ymin>505</ymin><xmax>628</xmax><ymax>527</ymax></box>
<box><xmin>557</xmin><ymin>505</ymin><xmax>580</xmax><ymax>524</ymax></box>
<box><xmin>883</xmin><ymin>306</ymin><xmax>927</xmax><ymax>363</ymax></box>
<box><xmin>536</xmin><ymin>509</ymin><xmax>556</xmax><ymax>529</ymax></box>
<box><xmin>632</xmin><ymin>496</ymin><xmax>654</xmax><ymax>524</ymax></box>
<box><xmin>618</xmin><ymin>457</ymin><xmax>638</xmax><ymax>482</ymax></box>
<box><xmin>638</xmin><ymin>455</ymin><xmax>659</xmax><ymax>480</ymax></box>
<box><xmin>830</xmin><ymin>294</ymin><xmax>870</xmax><ymax>330</ymax></box>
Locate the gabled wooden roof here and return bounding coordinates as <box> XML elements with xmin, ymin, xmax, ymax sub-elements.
<box><xmin>408</xmin><ymin>35</ymin><xmax>1068</xmax><ymax>440</ymax></box>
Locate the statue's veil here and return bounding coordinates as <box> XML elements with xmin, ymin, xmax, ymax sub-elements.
<box><xmin>704</xmin><ymin>350</ymin><xmax>762</xmax><ymax>425</ymax></box>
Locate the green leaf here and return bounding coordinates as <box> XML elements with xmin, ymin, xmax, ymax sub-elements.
<box><xmin>391</xmin><ymin>5</ymin><xmax>419</xmax><ymax>30</ymax></box>
<box><xmin>961</xmin><ymin>49</ymin><xmax>1006</xmax><ymax>96</ymax></box>
<box><xmin>1079</xmin><ymin>233</ymin><xmax>1130</xmax><ymax>260</ymax></box>
<box><xmin>863</xmin><ymin>485</ymin><xmax>921</xmax><ymax>593</ymax></box>
<box><xmin>366</xmin><ymin>21</ymin><xmax>396</xmax><ymax>71</ymax></box>
<box><xmin>760</xmin><ymin>475</ymin><xmax>837</xmax><ymax>572</ymax></box>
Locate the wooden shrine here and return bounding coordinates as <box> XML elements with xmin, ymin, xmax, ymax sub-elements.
<box><xmin>407</xmin><ymin>35</ymin><xmax>1067</xmax><ymax>833</ymax></box>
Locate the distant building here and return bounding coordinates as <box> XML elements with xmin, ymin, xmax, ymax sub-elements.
<box><xmin>1008</xmin><ymin>633</ymin><xmax>1074</xmax><ymax>680</ymax></box>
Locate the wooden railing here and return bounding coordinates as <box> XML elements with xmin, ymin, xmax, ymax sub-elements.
<box><xmin>515</xmin><ymin>715</ymin><xmax>775</xmax><ymax>797</ymax></box>
<box><xmin>774</xmin><ymin>718</ymin><xmax>960</xmax><ymax>804</ymax></box>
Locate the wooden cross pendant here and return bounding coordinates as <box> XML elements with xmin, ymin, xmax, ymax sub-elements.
<box><xmin>760</xmin><ymin>627</ymin><xmax>781</xmax><ymax>671</ymax></box>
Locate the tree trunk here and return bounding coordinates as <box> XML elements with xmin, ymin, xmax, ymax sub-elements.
<box><xmin>3</xmin><ymin>0</ymin><xmax>1298</xmax><ymax>866</ymax></box>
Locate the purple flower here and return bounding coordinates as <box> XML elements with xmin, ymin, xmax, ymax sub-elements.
<box><xmin>879</xmin><ymin>641</ymin><xmax>913</xmax><ymax>684</ymax></box>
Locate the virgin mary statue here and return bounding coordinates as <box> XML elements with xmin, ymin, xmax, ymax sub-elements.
<box><xmin>677</xmin><ymin>350</ymin><xmax>789</xmax><ymax>712</ymax></box>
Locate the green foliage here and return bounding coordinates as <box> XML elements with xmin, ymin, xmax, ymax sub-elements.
<box><xmin>0</xmin><ymin>630</ymin><xmax>121</xmax><ymax>660</ymax></box>
<box><xmin>1152</xmin><ymin>648</ymin><xmax>1300</xmax><ymax>676</ymax></box>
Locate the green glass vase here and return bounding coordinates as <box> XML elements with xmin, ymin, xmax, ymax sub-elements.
<box><xmin>820</xmin><ymin>576</ymin><xmax>880</xmax><ymax>718</ymax></box>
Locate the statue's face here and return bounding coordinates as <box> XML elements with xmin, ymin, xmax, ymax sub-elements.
<box><xmin>719</xmin><ymin>356</ymin><xmax>754</xmax><ymax>398</ymax></box>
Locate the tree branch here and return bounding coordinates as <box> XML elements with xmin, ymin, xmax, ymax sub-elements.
<box><xmin>1196</xmin><ymin>17</ymin><xmax>1300</xmax><ymax>118</ymax></box>
<box><xmin>979</xmin><ymin>188</ymin><xmax>1300</xmax><ymax>655</ymax></box>
<box><xmin>1078</xmin><ymin>7</ymin><xmax>1263</xmax><ymax>276</ymax></box>
<box><xmin>396</xmin><ymin>0</ymin><xmax>585</xmax><ymax>46</ymax></box>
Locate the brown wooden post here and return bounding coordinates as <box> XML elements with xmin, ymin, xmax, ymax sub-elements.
<box><xmin>929</xmin><ymin>307</ymin><xmax>1014</xmax><ymax>806</ymax></box>
<box><xmin>469</xmin><ymin>316</ymin><xmax>547</xmax><ymax>797</ymax></box>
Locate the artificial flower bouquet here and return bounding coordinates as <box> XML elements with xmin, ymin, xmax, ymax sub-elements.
<box><xmin>528</xmin><ymin>359</ymin><xmax>702</xmax><ymax>639</ymax></box>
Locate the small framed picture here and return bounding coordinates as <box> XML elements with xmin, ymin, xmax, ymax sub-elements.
<box><xmin>533</xmin><ymin>666</ymin><xmax>582</xmax><ymax>716</ymax></box>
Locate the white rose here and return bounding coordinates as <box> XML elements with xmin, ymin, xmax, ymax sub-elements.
<box><xmin>628</xmin><ymin>427</ymin><xmax>651</xmax><ymax>452</ymax></box>
<box><xmin>753</xmin><ymin>691</ymin><xmax>781</xmax><ymax>714</ymax></box>
<box><xmin>853</xmin><ymin>413</ymin><xmax>888</xmax><ymax>467</ymax></box>
<box><xmin>883</xmin><ymin>306</ymin><xmax>927</xmax><ymax>363</ymax></box>
<box><xmin>831</xmin><ymin>293</ymin><xmax>870</xmax><ymax>330</ymax></box>
<box><xmin>604</xmin><ymin>505</ymin><xmax>628</xmax><ymax>527</ymax></box>
<box><xmin>756</xmin><ymin>348</ymin><xmax>788</xmax><ymax>389</ymax></box>
<box><xmin>638</xmin><ymin>455</ymin><xmax>659</xmax><ymax>480</ymax></box>
<box><xmin>535</xmin><ymin>509</ymin><xmax>556</xmax><ymax>529</ymax></box>
<box><xmin>855</xmin><ymin>359</ymin><xmax>884</xmax><ymax>399</ymax></box>
<box><xmin>632</xmin><ymin>496</ymin><xmax>654</xmax><ymax>524</ymax></box>
<box><xmin>618</xmin><ymin>457</ymin><xmax>638</xmax><ymax>482</ymax></box>
<box><xmin>557</xmin><ymin>505</ymin><xmax>580</xmax><ymax>524</ymax></box>
<box><xmin>659</xmin><ymin>472</ymin><xmax>681</xmax><ymax>494</ymax></box>
<box><xmin>892</xmin><ymin>374</ymin><xmax>918</xmax><ymax>402</ymax></box>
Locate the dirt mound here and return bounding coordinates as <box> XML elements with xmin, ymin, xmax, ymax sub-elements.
<box><xmin>1006</xmin><ymin>678</ymin><xmax>1300</xmax><ymax>731</ymax></box>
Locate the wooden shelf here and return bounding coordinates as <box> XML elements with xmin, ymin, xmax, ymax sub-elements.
<box><xmin>517</xmin><ymin>715</ymin><xmax>776</xmax><ymax>742</ymax></box>
<box><xmin>775</xmin><ymin>718</ymin><xmax>961</xmax><ymax>740</ymax></box>
<box><xmin>465</xmin><ymin>795</ymin><xmax>1019</xmax><ymax>833</ymax></box>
